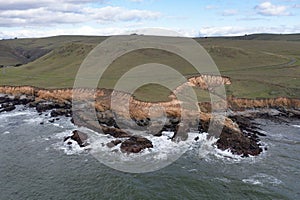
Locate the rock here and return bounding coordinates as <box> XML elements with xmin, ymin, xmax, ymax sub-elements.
<box><xmin>48</xmin><ymin>119</ymin><xmax>55</xmax><ymax>123</ymax></box>
<box><xmin>106</xmin><ymin>140</ymin><xmax>122</xmax><ymax>148</ymax></box>
<box><xmin>101</xmin><ymin>126</ymin><xmax>130</xmax><ymax>138</ymax></box>
<box><xmin>0</xmin><ymin>95</ymin><xmax>10</xmax><ymax>104</ymax></box>
<box><xmin>120</xmin><ymin>136</ymin><xmax>153</xmax><ymax>153</ymax></box>
<box><xmin>135</xmin><ymin>118</ymin><xmax>151</xmax><ymax>127</ymax></box>
<box><xmin>64</xmin><ymin>130</ymin><xmax>88</xmax><ymax>147</ymax></box>
<box><xmin>17</xmin><ymin>95</ymin><xmax>35</xmax><ymax>105</ymax></box>
<box><xmin>36</xmin><ymin>101</ymin><xmax>71</xmax><ymax>113</ymax></box>
<box><xmin>50</xmin><ymin>109</ymin><xmax>72</xmax><ymax>117</ymax></box>
<box><xmin>96</xmin><ymin>110</ymin><xmax>118</xmax><ymax>127</ymax></box>
<box><xmin>0</xmin><ymin>103</ymin><xmax>16</xmax><ymax>113</ymax></box>
<box><xmin>216</xmin><ymin>126</ymin><xmax>262</xmax><ymax>156</ymax></box>
<box><xmin>36</xmin><ymin>102</ymin><xmax>55</xmax><ymax>113</ymax></box>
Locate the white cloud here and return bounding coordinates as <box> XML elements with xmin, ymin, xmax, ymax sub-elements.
<box><xmin>128</xmin><ymin>0</ymin><xmax>144</xmax><ymax>2</ymax></box>
<box><xmin>1</xmin><ymin>25</ymin><xmax>299</xmax><ymax>40</ymax></box>
<box><xmin>222</xmin><ymin>9</ymin><xmax>238</xmax><ymax>16</ymax></box>
<box><xmin>255</xmin><ymin>2</ymin><xmax>291</xmax><ymax>16</ymax></box>
<box><xmin>0</xmin><ymin>1</ymin><xmax>161</xmax><ymax>27</ymax></box>
<box><xmin>199</xmin><ymin>25</ymin><xmax>300</xmax><ymax>36</ymax></box>
<box><xmin>0</xmin><ymin>0</ymin><xmax>100</xmax><ymax>10</ymax></box>
<box><xmin>205</xmin><ymin>5</ymin><xmax>218</xmax><ymax>10</ymax></box>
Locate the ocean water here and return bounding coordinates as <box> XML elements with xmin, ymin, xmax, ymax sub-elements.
<box><xmin>0</xmin><ymin>106</ymin><xmax>299</xmax><ymax>200</ymax></box>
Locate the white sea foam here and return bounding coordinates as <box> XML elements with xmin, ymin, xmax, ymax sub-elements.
<box><xmin>23</xmin><ymin>117</ymin><xmax>44</xmax><ymax>124</ymax></box>
<box><xmin>59</xmin><ymin>138</ymin><xmax>87</xmax><ymax>155</ymax></box>
<box><xmin>0</xmin><ymin>110</ymin><xmax>30</xmax><ymax>119</ymax></box>
<box><xmin>292</xmin><ymin>125</ymin><xmax>300</xmax><ymax>128</ymax></box>
<box><xmin>214</xmin><ymin>177</ymin><xmax>232</xmax><ymax>183</ymax></box>
<box><xmin>2</xmin><ymin>131</ymin><xmax>10</xmax><ymax>135</ymax></box>
<box><xmin>242</xmin><ymin>173</ymin><xmax>282</xmax><ymax>186</ymax></box>
<box><xmin>84</xmin><ymin>130</ymin><xmax>201</xmax><ymax>171</ymax></box>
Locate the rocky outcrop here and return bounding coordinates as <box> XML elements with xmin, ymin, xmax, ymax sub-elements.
<box><xmin>120</xmin><ymin>136</ymin><xmax>153</xmax><ymax>153</ymax></box>
<box><xmin>64</xmin><ymin>130</ymin><xmax>88</xmax><ymax>147</ymax></box>
<box><xmin>1</xmin><ymin>74</ymin><xmax>299</xmax><ymax>156</ymax></box>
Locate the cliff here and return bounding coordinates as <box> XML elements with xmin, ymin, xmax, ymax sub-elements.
<box><xmin>0</xmin><ymin>74</ymin><xmax>299</xmax><ymax>156</ymax></box>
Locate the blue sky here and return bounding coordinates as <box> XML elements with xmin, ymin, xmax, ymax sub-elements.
<box><xmin>0</xmin><ymin>0</ymin><xmax>299</xmax><ymax>38</ymax></box>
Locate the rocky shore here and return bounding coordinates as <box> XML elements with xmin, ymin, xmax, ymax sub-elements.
<box><xmin>1</xmin><ymin>85</ymin><xmax>299</xmax><ymax>156</ymax></box>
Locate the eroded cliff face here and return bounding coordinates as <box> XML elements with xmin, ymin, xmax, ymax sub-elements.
<box><xmin>2</xmin><ymin>73</ymin><xmax>297</xmax><ymax>156</ymax></box>
<box><xmin>229</xmin><ymin>97</ymin><xmax>300</xmax><ymax>110</ymax></box>
<box><xmin>0</xmin><ymin>73</ymin><xmax>299</xmax><ymax>116</ymax></box>
<box><xmin>187</xmin><ymin>75</ymin><xmax>231</xmax><ymax>89</ymax></box>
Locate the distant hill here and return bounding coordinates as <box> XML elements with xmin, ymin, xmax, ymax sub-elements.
<box><xmin>201</xmin><ymin>33</ymin><xmax>300</xmax><ymax>41</ymax></box>
<box><xmin>0</xmin><ymin>35</ymin><xmax>106</xmax><ymax>66</ymax></box>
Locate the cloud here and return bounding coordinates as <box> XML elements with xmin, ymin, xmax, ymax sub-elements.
<box><xmin>222</xmin><ymin>9</ymin><xmax>238</xmax><ymax>16</ymax></box>
<box><xmin>293</xmin><ymin>4</ymin><xmax>300</xmax><ymax>8</ymax></box>
<box><xmin>0</xmin><ymin>26</ymin><xmax>196</xmax><ymax>39</ymax></box>
<box><xmin>0</xmin><ymin>0</ymin><xmax>100</xmax><ymax>10</ymax></box>
<box><xmin>128</xmin><ymin>0</ymin><xmax>144</xmax><ymax>2</ymax></box>
<box><xmin>0</xmin><ymin>3</ymin><xmax>161</xmax><ymax>27</ymax></box>
<box><xmin>255</xmin><ymin>2</ymin><xmax>291</xmax><ymax>16</ymax></box>
<box><xmin>1</xmin><ymin>25</ymin><xmax>299</xmax><ymax>39</ymax></box>
<box><xmin>205</xmin><ymin>5</ymin><xmax>218</xmax><ymax>10</ymax></box>
<box><xmin>198</xmin><ymin>25</ymin><xmax>300</xmax><ymax>37</ymax></box>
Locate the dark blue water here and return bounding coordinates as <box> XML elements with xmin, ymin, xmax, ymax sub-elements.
<box><xmin>0</xmin><ymin>106</ymin><xmax>299</xmax><ymax>199</ymax></box>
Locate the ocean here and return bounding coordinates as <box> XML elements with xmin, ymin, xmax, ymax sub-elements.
<box><xmin>0</xmin><ymin>106</ymin><xmax>299</xmax><ymax>199</ymax></box>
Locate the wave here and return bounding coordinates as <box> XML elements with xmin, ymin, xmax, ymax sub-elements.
<box><xmin>292</xmin><ymin>125</ymin><xmax>300</xmax><ymax>128</ymax></box>
<box><xmin>242</xmin><ymin>173</ymin><xmax>282</xmax><ymax>186</ymax></box>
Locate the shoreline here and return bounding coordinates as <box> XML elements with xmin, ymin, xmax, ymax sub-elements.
<box><xmin>0</xmin><ymin>85</ymin><xmax>299</xmax><ymax>156</ymax></box>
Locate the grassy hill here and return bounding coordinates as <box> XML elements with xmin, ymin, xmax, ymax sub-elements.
<box><xmin>0</xmin><ymin>34</ymin><xmax>299</xmax><ymax>101</ymax></box>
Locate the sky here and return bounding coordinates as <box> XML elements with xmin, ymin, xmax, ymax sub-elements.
<box><xmin>0</xmin><ymin>0</ymin><xmax>299</xmax><ymax>39</ymax></box>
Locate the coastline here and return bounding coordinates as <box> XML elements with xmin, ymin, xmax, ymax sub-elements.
<box><xmin>1</xmin><ymin>85</ymin><xmax>299</xmax><ymax>157</ymax></box>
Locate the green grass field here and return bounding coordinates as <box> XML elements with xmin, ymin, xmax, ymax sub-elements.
<box><xmin>0</xmin><ymin>34</ymin><xmax>299</xmax><ymax>101</ymax></box>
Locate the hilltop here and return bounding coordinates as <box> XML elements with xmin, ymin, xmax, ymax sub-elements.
<box><xmin>0</xmin><ymin>34</ymin><xmax>299</xmax><ymax>101</ymax></box>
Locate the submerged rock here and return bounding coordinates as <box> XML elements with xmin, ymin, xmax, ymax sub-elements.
<box><xmin>106</xmin><ymin>140</ymin><xmax>122</xmax><ymax>148</ymax></box>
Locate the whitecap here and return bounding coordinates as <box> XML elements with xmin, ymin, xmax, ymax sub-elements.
<box><xmin>23</xmin><ymin>117</ymin><xmax>44</xmax><ymax>124</ymax></box>
<box><xmin>59</xmin><ymin>138</ymin><xmax>87</xmax><ymax>155</ymax></box>
<box><xmin>242</xmin><ymin>173</ymin><xmax>282</xmax><ymax>186</ymax></box>
<box><xmin>292</xmin><ymin>125</ymin><xmax>300</xmax><ymax>128</ymax></box>
<box><xmin>214</xmin><ymin>177</ymin><xmax>231</xmax><ymax>183</ymax></box>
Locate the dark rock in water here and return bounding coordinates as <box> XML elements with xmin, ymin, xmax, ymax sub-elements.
<box><xmin>28</xmin><ymin>101</ymin><xmax>38</xmax><ymax>108</ymax></box>
<box><xmin>36</xmin><ymin>101</ymin><xmax>71</xmax><ymax>113</ymax></box>
<box><xmin>51</xmin><ymin>109</ymin><xmax>72</xmax><ymax>117</ymax></box>
<box><xmin>106</xmin><ymin>140</ymin><xmax>122</xmax><ymax>148</ymax></box>
<box><xmin>0</xmin><ymin>94</ymin><xmax>34</xmax><ymax>107</ymax></box>
<box><xmin>216</xmin><ymin>126</ymin><xmax>262</xmax><ymax>156</ymax></box>
<box><xmin>18</xmin><ymin>95</ymin><xmax>35</xmax><ymax>105</ymax></box>
<box><xmin>96</xmin><ymin>110</ymin><xmax>118</xmax><ymax>127</ymax></box>
<box><xmin>101</xmin><ymin>126</ymin><xmax>130</xmax><ymax>138</ymax></box>
<box><xmin>36</xmin><ymin>103</ymin><xmax>55</xmax><ymax>113</ymax></box>
<box><xmin>48</xmin><ymin>119</ymin><xmax>55</xmax><ymax>123</ymax></box>
<box><xmin>120</xmin><ymin>136</ymin><xmax>153</xmax><ymax>153</ymax></box>
<box><xmin>135</xmin><ymin>118</ymin><xmax>151</xmax><ymax>127</ymax></box>
<box><xmin>40</xmin><ymin>122</ymin><xmax>44</xmax><ymax>125</ymax></box>
<box><xmin>64</xmin><ymin>130</ymin><xmax>88</xmax><ymax>147</ymax></box>
<box><xmin>0</xmin><ymin>95</ymin><xmax>9</xmax><ymax>104</ymax></box>
<box><xmin>0</xmin><ymin>103</ymin><xmax>16</xmax><ymax>113</ymax></box>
